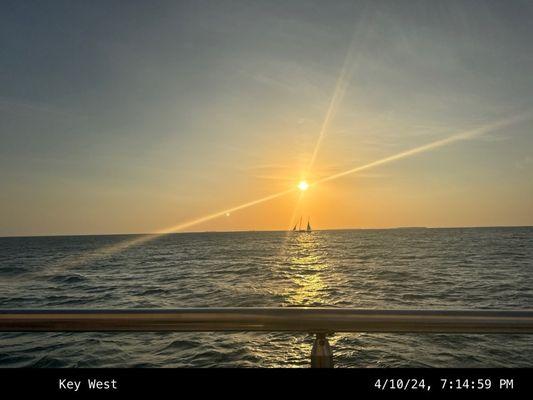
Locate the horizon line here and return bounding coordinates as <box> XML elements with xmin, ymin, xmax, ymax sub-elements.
<box><xmin>2</xmin><ymin>224</ymin><xmax>532</xmax><ymax>239</ymax></box>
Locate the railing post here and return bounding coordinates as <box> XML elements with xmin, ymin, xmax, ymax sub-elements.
<box><xmin>310</xmin><ymin>333</ymin><xmax>333</xmax><ymax>368</ymax></box>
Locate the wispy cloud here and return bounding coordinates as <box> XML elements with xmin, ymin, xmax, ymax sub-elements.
<box><xmin>0</xmin><ymin>96</ymin><xmax>86</xmax><ymax>120</ymax></box>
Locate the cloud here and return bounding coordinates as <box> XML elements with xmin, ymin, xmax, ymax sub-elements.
<box><xmin>0</xmin><ymin>96</ymin><xmax>86</xmax><ymax>121</ymax></box>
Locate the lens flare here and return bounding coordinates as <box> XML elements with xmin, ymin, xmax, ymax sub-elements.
<box><xmin>313</xmin><ymin>113</ymin><xmax>530</xmax><ymax>187</ymax></box>
<box><xmin>305</xmin><ymin>23</ymin><xmax>367</xmax><ymax>175</ymax></box>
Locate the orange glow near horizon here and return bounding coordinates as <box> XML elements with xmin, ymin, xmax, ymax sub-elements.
<box><xmin>34</xmin><ymin>111</ymin><xmax>530</xmax><ymax>277</ymax></box>
<box><xmin>125</xmin><ymin>112</ymin><xmax>532</xmax><ymax>237</ymax></box>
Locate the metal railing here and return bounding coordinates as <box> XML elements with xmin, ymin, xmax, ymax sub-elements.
<box><xmin>2</xmin><ymin>308</ymin><xmax>533</xmax><ymax>367</ymax></box>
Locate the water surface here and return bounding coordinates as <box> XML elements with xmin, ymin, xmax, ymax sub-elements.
<box><xmin>0</xmin><ymin>227</ymin><xmax>532</xmax><ymax>367</ymax></box>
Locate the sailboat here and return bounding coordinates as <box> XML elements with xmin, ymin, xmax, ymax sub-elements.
<box><xmin>291</xmin><ymin>216</ymin><xmax>312</xmax><ymax>232</ymax></box>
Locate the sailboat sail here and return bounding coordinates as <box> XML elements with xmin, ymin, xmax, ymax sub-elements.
<box><xmin>290</xmin><ymin>216</ymin><xmax>312</xmax><ymax>232</ymax></box>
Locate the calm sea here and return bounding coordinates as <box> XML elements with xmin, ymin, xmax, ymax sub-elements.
<box><xmin>0</xmin><ymin>227</ymin><xmax>532</xmax><ymax>367</ymax></box>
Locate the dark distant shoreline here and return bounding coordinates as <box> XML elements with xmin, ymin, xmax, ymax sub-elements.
<box><xmin>1</xmin><ymin>225</ymin><xmax>532</xmax><ymax>239</ymax></box>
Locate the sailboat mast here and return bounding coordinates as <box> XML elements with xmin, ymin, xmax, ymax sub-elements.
<box><xmin>299</xmin><ymin>216</ymin><xmax>302</xmax><ymax>231</ymax></box>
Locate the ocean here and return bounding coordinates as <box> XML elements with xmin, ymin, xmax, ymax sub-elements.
<box><xmin>0</xmin><ymin>227</ymin><xmax>532</xmax><ymax>367</ymax></box>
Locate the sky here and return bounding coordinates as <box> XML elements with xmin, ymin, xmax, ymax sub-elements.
<box><xmin>1</xmin><ymin>0</ymin><xmax>532</xmax><ymax>236</ymax></box>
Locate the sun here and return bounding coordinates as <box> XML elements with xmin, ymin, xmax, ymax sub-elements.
<box><xmin>297</xmin><ymin>180</ymin><xmax>309</xmax><ymax>191</ymax></box>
